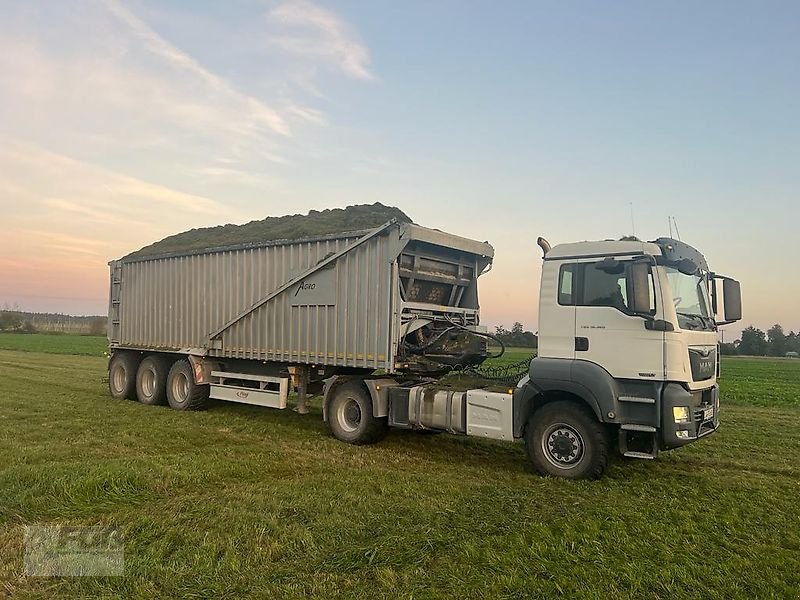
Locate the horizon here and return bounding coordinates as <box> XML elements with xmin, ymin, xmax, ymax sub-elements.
<box><xmin>1</xmin><ymin>1</ymin><xmax>798</xmax><ymax>339</ymax></box>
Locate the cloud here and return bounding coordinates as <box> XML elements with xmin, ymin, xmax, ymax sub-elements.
<box><xmin>0</xmin><ymin>144</ymin><xmax>236</xmax><ymax>261</ymax></box>
<box><xmin>103</xmin><ymin>0</ymin><xmax>290</xmax><ymax>136</ymax></box>
<box><xmin>0</xmin><ymin>144</ymin><xmax>227</xmax><ymax>216</ymax></box>
<box><xmin>0</xmin><ymin>1</ymin><xmax>378</xmax><ymax>314</ymax></box>
<box><xmin>267</xmin><ymin>0</ymin><xmax>375</xmax><ymax>81</ymax></box>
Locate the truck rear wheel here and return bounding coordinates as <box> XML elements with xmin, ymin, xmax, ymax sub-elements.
<box><xmin>135</xmin><ymin>355</ymin><xmax>170</xmax><ymax>405</ymax></box>
<box><xmin>108</xmin><ymin>352</ymin><xmax>140</xmax><ymax>400</ymax></box>
<box><xmin>525</xmin><ymin>400</ymin><xmax>609</xmax><ymax>480</ymax></box>
<box><xmin>327</xmin><ymin>381</ymin><xmax>388</xmax><ymax>445</ymax></box>
<box><xmin>166</xmin><ymin>359</ymin><xmax>209</xmax><ymax>411</ymax></box>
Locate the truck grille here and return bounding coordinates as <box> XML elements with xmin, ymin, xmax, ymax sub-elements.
<box><xmin>688</xmin><ymin>347</ymin><xmax>716</xmax><ymax>381</ymax></box>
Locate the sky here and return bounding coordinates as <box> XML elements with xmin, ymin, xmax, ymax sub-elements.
<box><xmin>0</xmin><ymin>0</ymin><xmax>798</xmax><ymax>338</ymax></box>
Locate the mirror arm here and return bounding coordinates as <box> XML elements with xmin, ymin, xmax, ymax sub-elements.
<box><xmin>709</xmin><ymin>271</ymin><xmax>718</xmax><ymax>314</ymax></box>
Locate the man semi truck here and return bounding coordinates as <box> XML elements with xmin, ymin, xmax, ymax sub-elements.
<box><xmin>106</xmin><ymin>219</ymin><xmax>741</xmax><ymax>479</ymax></box>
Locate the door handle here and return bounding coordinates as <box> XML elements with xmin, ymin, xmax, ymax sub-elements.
<box><xmin>575</xmin><ymin>337</ymin><xmax>589</xmax><ymax>351</ymax></box>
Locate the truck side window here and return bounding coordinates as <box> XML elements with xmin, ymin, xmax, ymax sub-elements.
<box><xmin>582</xmin><ymin>265</ymin><xmax>629</xmax><ymax>310</ymax></box>
<box><xmin>558</xmin><ymin>264</ymin><xmax>574</xmax><ymax>305</ymax></box>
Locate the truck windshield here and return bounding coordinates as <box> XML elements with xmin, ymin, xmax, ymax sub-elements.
<box><xmin>664</xmin><ymin>267</ymin><xmax>713</xmax><ymax>330</ymax></box>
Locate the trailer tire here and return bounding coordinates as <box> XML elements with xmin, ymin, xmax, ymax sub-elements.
<box><xmin>327</xmin><ymin>381</ymin><xmax>388</xmax><ymax>445</ymax></box>
<box><xmin>525</xmin><ymin>400</ymin><xmax>608</xmax><ymax>480</ymax></box>
<box><xmin>166</xmin><ymin>359</ymin><xmax>209</xmax><ymax>411</ymax></box>
<box><xmin>108</xmin><ymin>352</ymin><xmax>140</xmax><ymax>400</ymax></box>
<box><xmin>135</xmin><ymin>355</ymin><xmax>171</xmax><ymax>406</ymax></box>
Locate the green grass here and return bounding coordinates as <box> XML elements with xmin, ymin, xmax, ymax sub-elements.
<box><xmin>0</xmin><ymin>333</ymin><xmax>107</xmax><ymax>357</ymax></box>
<box><xmin>1</xmin><ymin>339</ymin><xmax>799</xmax><ymax>598</ymax></box>
<box><xmin>720</xmin><ymin>357</ymin><xmax>800</xmax><ymax>407</ymax></box>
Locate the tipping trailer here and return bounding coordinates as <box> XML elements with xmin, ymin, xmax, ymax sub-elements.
<box><xmin>107</xmin><ymin>220</ymin><xmax>742</xmax><ymax>479</ymax></box>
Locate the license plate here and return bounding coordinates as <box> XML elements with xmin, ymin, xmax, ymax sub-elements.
<box><xmin>703</xmin><ymin>407</ymin><xmax>714</xmax><ymax>421</ymax></box>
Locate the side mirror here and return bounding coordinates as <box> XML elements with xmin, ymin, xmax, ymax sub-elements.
<box><xmin>629</xmin><ymin>261</ymin><xmax>652</xmax><ymax>316</ymax></box>
<box><xmin>595</xmin><ymin>257</ymin><xmax>624</xmax><ymax>274</ymax></box>
<box><xmin>722</xmin><ymin>278</ymin><xmax>742</xmax><ymax>322</ymax></box>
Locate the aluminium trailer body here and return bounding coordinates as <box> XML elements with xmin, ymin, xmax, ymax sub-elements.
<box><xmin>107</xmin><ymin>219</ymin><xmax>495</xmax><ymax>412</ymax></box>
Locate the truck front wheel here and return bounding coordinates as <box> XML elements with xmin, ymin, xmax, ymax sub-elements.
<box><xmin>525</xmin><ymin>400</ymin><xmax>609</xmax><ymax>480</ymax></box>
<box><xmin>327</xmin><ymin>381</ymin><xmax>388</xmax><ymax>445</ymax></box>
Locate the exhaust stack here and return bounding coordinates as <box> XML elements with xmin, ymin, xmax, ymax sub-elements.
<box><xmin>537</xmin><ymin>237</ymin><xmax>551</xmax><ymax>257</ymax></box>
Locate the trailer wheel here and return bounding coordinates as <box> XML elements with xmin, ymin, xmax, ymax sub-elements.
<box><xmin>108</xmin><ymin>352</ymin><xmax>140</xmax><ymax>400</ymax></box>
<box><xmin>166</xmin><ymin>359</ymin><xmax>209</xmax><ymax>411</ymax></box>
<box><xmin>327</xmin><ymin>381</ymin><xmax>388</xmax><ymax>445</ymax></box>
<box><xmin>135</xmin><ymin>355</ymin><xmax>171</xmax><ymax>405</ymax></box>
<box><xmin>525</xmin><ymin>400</ymin><xmax>609</xmax><ymax>480</ymax></box>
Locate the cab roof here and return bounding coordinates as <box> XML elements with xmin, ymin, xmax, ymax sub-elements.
<box><xmin>545</xmin><ymin>239</ymin><xmax>663</xmax><ymax>261</ymax></box>
<box><xmin>544</xmin><ymin>237</ymin><xmax>710</xmax><ymax>272</ymax></box>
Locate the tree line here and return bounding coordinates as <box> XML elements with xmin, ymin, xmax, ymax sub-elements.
<box><xmin>721</xmin><ymin>324</ymin><xmax>800</xmax><ymax>357</ymax></box>
<box><xmin>0</xmin><ymin>309</ymin><xmax>106</xmax><ymax>336</ymax></box>
<box><xmin>492</xmin><ymin>321</ymin><xmax>800</xmax><ymax>356</ymax></box>
<box><xmin>493</xmin><ymin>323</ymin><xmax>538</xmax><ymax>348</ymax></box>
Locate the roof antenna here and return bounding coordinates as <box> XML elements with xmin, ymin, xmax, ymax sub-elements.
<box><xmin>629</xmin><ymin>202</ymin><xmax>636</xmax><ymax>237</ymax></box>
<box><xmin>672</xmin><ymin>216</ymin><xmax>682</xmax><ymax>241</ymax></box>
<box><xmin>668</xmin><ymin>216</ymin><xmax>674</xmax><ymax>239</ymax></box>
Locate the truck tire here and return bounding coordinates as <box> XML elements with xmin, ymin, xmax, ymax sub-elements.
<box><xmin>166</xmin><ymin>359</ymin><xmax>209</xmax><ymax>411</ymax></box>
<box><xmin>135</xmin><ymin>355</ymin><xmax>171</xmax><ymax>406</ymax></box>
<box><xmin>525</xmin><ymin>400</ymin><xmax>609</xmax><ymax>480</ymax></box>
<box><xmin>327</xmin><ymin>381</ymin><xmax>388</xmax><ymax>445</ymax></box>
<box><xmin>108</xmin><ymin>352</ymin><xmax>140</xmax><ymax>400</ymax></box>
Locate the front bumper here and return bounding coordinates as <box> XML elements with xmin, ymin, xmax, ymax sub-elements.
<box><xmin>661</xmin><ymin>382</ymin><xmax>720</xmax><ymax>449</ymax></box>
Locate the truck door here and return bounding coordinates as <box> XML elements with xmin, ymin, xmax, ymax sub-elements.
<box><xmin>537</xmin><ymin>260</ymin><xmax>576</xmax><ymax>360</ymax></box>
<box><xmin>573</xmin><ymin>259</ymin><xmax>664</xmax><ymax>380</ymax></box>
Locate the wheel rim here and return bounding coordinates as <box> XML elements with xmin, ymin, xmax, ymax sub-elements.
<box><xmin>542</xmin><ymin>423</ymin><xmax>585</xmax><ymax>469</ymax></box>
<box><xmin>171</xmin><ymin>371</ymin><xmax>189</xmax><ymax>403</ymax></box>
<box><xmin>336</xmin><ymin>398</ymin><xmax>361</xmax><ymax>433</ymax></box>
<box><xmin>112</xmin><ymin>365</ymin><xmax>126</xmax><ymax>394</ymax></box>
<box><xmin>141</xmin><ymin>368</ymin><xmax>156</xmax><ymax>398</ymax></box>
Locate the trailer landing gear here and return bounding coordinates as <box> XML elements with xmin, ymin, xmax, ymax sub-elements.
<box><xmin>290</xmin><ymin>366</ymin><xmax>310</xmax><ymax>414</ymax></box>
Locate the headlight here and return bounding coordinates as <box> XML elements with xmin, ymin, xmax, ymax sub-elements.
<box><xmin>673</xmin><ymin>406</ymin><xmax>691</xmax><ymax>423</ymax></box>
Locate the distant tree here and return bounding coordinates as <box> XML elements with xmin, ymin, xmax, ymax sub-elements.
<box><xmin>0</xmin><ymin>311</ymin><xmax>23</xmax><ymax>331</ymax></box>
<box><xmin>737</xmin><ymin>326</ymin><xmax>768</xmax><ymax>356</ymax></box>
<box><xmin>494</xmin><ymin>325</ymin><xmax>509</xmax><ymax>338</ymax></box>
<box><xmin>787</xmin><ymin>332</ymin><xmax>800</xmax><ymax>355</ymax></box>
<box><xmin>521</xmin><ymin>331</ymin><xmax>538</xmax><ymax>348</ymax></box>
<box><xmin>492</xmin><ymin>322</ymin><xmax>537</xmax><ymax>348</ymax></box>
<box><xmin>19</xmin><ymin>320</ymin><xmax>37</xmax><ymax>334</ymax></box>
<box><xmin>89</xmin><ymin>317</ymin><xmax>107</xmax><ymax>336</ymax></box>
<box><xmin>719</xmin><ymin>342</ymin><xmax>738</xmax><ymax>356</ymax></box>
<box><xmin>767</xmin><ymin>324</ymin><xmax>788</xmax><ymax>356</ymax></box>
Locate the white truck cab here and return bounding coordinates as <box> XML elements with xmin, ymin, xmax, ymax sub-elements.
<box><xmin>513</xmin><ymin>236</ymin><xmax>742</xmax><ymax>478</ymax></box>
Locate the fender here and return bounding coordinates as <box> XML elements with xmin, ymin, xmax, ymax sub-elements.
<box><xmin>512</xmin><ymin>357</ymin><xmax>621</xmax><ymax>437</ymax></box>
<box><xmin>322</xmin><ymin>376</ymin><xmax>399</xmax><ymax>421</ymax></box>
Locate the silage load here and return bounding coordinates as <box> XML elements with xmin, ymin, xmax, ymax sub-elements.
<box><xmin>125</xmin><ymin>203</ymin><xmax>411</xmax><ymax>260</ymax></box>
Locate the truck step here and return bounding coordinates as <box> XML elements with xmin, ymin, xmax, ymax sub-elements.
<box><xmin>623</xmin><ymin>451</ymin><xmax>657</xmax><ymax>460</ymax></box>
<box><xmin>620</xmin><ymin>423</ymin><xmax>656</xmax><ymax>432</ymax></box>
<box><xmin>618</xmin><ymin>395</ymin><xmax>655</xmax><ymax>404</ymax></box>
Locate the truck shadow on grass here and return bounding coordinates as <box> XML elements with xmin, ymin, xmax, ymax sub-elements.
<box><xmin>197</xmin><ymin>396</ymin><xmax>719</xmax><ymax>480</ymax></box>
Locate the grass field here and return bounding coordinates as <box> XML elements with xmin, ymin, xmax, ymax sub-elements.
<box><xmin>0</xmin><ymin>333</ymin><xmax>106</xmax><ymax>357</ymax></box>
<box><xmin>1</xmin><ymin>336</ymin><xmax>799</xmax><ymax>598</ymax></box>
